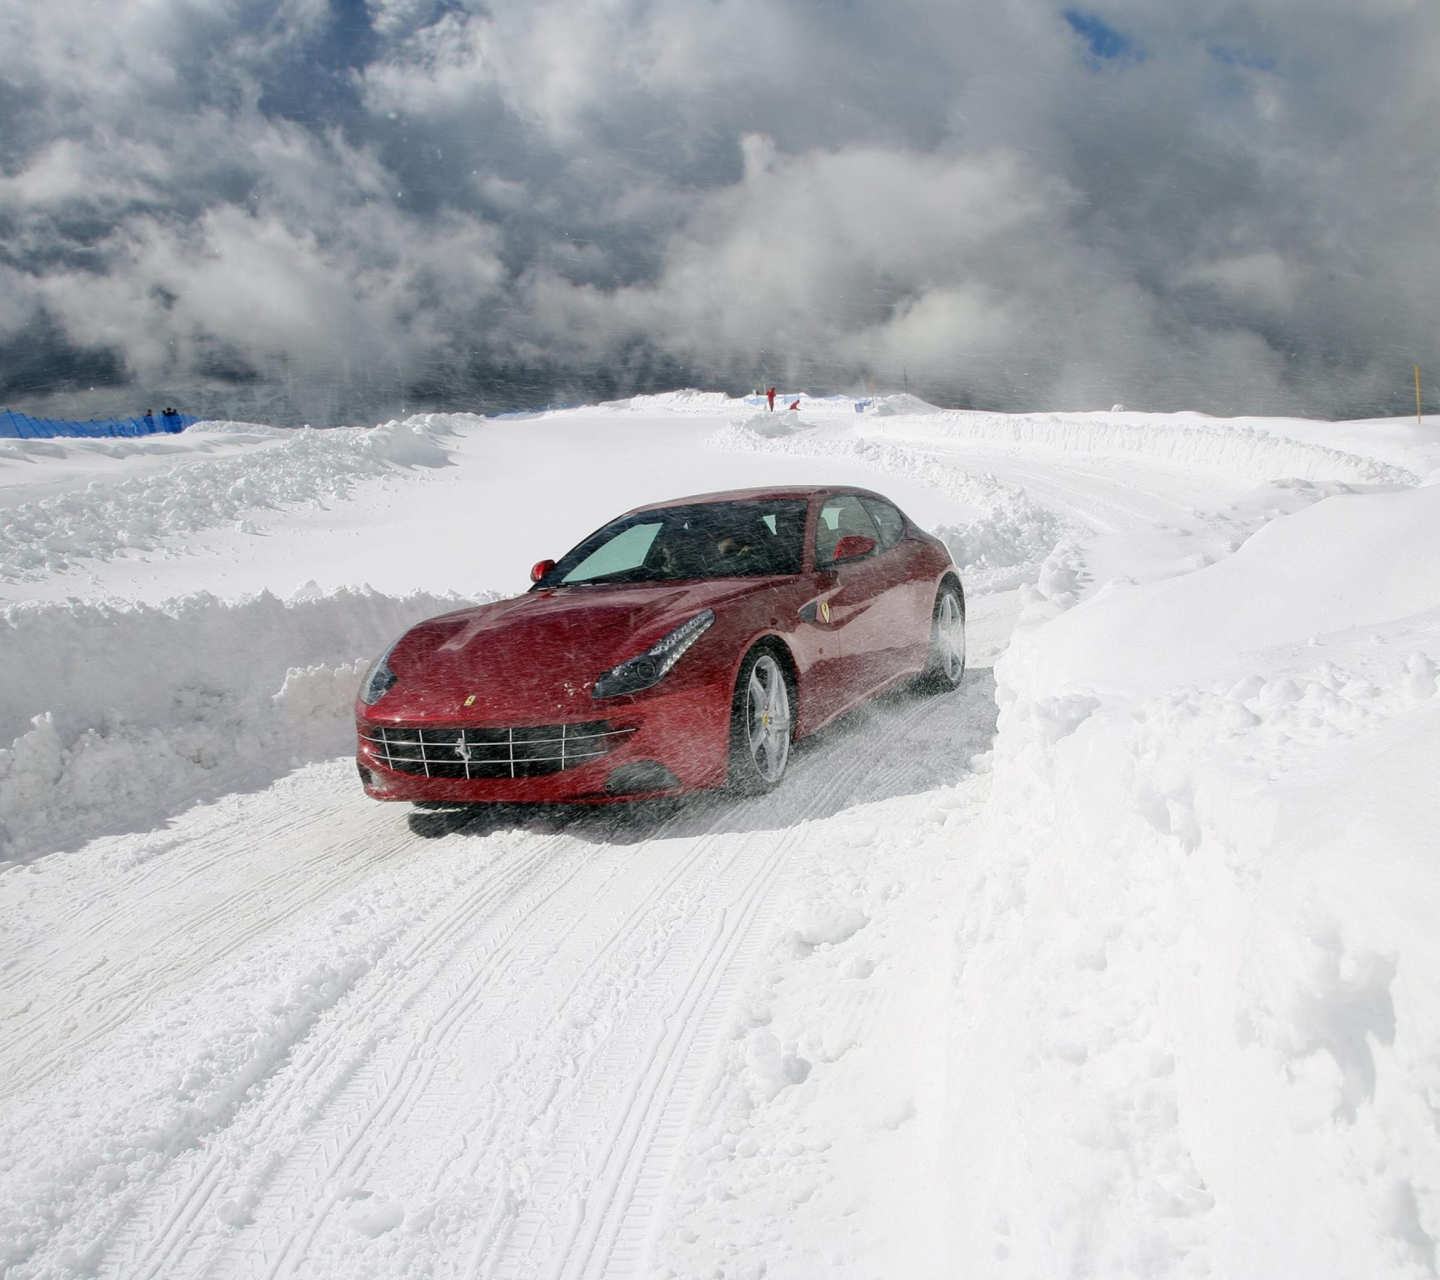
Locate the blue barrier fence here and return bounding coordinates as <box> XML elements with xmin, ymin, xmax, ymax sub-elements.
<box><xmin>0</xmin><ymin>409</ymin><xmax>198</xmax><ymax>440</ymax></box>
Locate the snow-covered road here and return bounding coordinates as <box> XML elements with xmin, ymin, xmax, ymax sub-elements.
<box><xmin>4</xmin><ymin>393</ymin><xmax>1438</xmax><ymax>1278</ymax></box>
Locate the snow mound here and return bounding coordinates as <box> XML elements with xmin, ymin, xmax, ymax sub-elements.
<box><xmin>362</xmin><ymin>419</ymin><xmax>453</xmax><ymax>468</ymax></box>
<box><xmin>0</xmin><ymin>421</ymin><xmax>456</xmax><ymax>582</ymax></box>
<box><xmin>0</xmin><ymin>586</ymin><xmax>484</xmax><ymax>863</ymax></box>
<box><xmin>933</xmin><ymin>480</ymin><xmax>1071</xmax><ymax>593</ymax></box>
<box><xmin>868</xmin><ymin>393</ymin><xmax>944</xmax><ymax>416</ymax></box>
<box><xmin>731</xmin><ymin>409</ymin><xmax>815</xmax><ymax>439</ymax></box>
<box><xmin>950</xmin><ymin>483</ymin><xmax>1440</xmax><ymax>1275</ymax></box>
<box><xmin>391</xmin><ymin>411</ymin><xmax>484</xmax><ymax>436</ymax></box>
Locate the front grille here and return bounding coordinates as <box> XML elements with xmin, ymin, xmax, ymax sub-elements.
<box><xmin>360</xmin><ymin>720</ymin><xmax>634</xmax><ymax>780</ymax></box>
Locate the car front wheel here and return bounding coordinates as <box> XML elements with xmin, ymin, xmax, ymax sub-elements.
<box><xmin>918</xmin><ymin>582</ymin><xmax>966</xmax><ymax>692</ymax></box>
<box><xmin>729</xmin><ymin>647</ymin><xmax>793</xmax><ymax>793</ymax></box>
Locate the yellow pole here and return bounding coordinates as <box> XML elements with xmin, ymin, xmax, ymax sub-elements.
<box><xmin>1417</xmin><ymin>365</ymin><xmax>1423</xmax><ymax>425</ymax></box>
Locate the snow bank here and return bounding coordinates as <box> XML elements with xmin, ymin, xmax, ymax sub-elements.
<box><xmin>1007</xmin><ymin>485</ymin><xmax>1440</xmax><ymax>698</ymax></box>
<box><xmin>0</xmin><ymin>419</ymin><xmax>455</xmax><ymax>581</ymax></box>
<box><xmin>0</xmin><ymin>586</ymin><xmax>482</xmax><ymax>863</ymax></box>
<box><xmin>878</xmin><ymin>410</ymin><xmax>1418</xmax><ymax>487</ymax></box>
<box><xmin>949</xmin><ymin>484</ymin><xmax>1440</xmax><ymax>1275</ymax></box>
<box><xmin>0</xmin><ymin>435</ymin><xmax>212</xmax><ymax>466</ymax></box>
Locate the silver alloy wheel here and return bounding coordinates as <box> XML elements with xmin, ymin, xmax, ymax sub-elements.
<box><xmin>935</xmin><ymin>589</ymin><xmax>966</xmax><ymax>683</ymax></box>
<box><xmin>745</xmin><ymin>653</ymin><xmax>792</xmax><ymax>783</ymax></box>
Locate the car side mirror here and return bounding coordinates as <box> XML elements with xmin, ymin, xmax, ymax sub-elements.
<box><xmin>832</xmin><ymin>534</ymin><xmax>877</xmax><ymax>562</ymax></box>
<box><xmin>531</xmin><ymin>558</ymin><xmax>556</xmax><ymax>584</ymax></box>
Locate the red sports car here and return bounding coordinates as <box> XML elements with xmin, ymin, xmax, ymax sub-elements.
<box><xmin>355</xmin><ymin>485</ymin><xmax>965</xmax><ymax>803</ymax></box>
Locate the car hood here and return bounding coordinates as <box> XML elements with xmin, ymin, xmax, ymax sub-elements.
<box><xmin>369</xmin><ymin>577</ymin><xmax>771</xmax><ymax>722</ymax></box>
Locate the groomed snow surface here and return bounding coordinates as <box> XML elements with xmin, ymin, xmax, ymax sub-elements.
<box><xmin>2</xmin><ymin>393</ymin><xmax>1438</xmax><ymax>1278</ymax></box>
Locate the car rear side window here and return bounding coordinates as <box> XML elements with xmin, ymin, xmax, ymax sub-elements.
<box><xmin>860</xmin><ymin>495</ymin><xmax>906</xmax><ymax>549</ymax></box>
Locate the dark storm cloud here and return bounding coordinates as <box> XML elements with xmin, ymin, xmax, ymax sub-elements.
<box><xmin>0</xmin><ymin>0</ymin><xmax>1436</xmax><ymax>422</ymax></box>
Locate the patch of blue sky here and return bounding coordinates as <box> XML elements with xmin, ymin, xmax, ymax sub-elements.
<box><xmin>1062</xmin><ymin>9</ymin><xmax>1142</xmax><ymax>66</ymax></box>
<box><xmin>1202</xmin><ymin>39</ymin><xmax>1289</xmax><ymax>109</ymax></box>
<box><xmin>1207</xmin><ymin>44</ymin><xmax>1280</xmax><ymax>74</ymax></box>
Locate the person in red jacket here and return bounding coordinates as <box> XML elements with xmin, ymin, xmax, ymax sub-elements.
<box><xmin>766</xmin><ymin>387</ymin><xmax>776</xmax><ymax>411</ymax></box>
<box><xmin>788</xmin><ymin>398</ymin><xmax>800</xmax><ymax>411</ymax></box>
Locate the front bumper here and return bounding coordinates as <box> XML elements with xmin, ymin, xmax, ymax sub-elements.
<box><xmin>356</xmin><ymin>681</ymin><xmax>730</xmax><ymax>804</ymax></box>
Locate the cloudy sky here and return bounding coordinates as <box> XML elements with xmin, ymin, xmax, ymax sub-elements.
<box><xmin>1</xmin><ymin>0</ymin><xmax>1437</xmax><ymax>423</ymax></box>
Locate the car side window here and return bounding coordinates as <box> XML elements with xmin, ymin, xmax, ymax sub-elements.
<box><xmin>815</xmin><ymin>493</ymin><xmax>882</xmax><ymax>565</ymax></box>
<box><xmin>860</xmin><ymin>496</ymin><xmax>905</xmax><ymax>550</ymax></box>
<box><xmin>561</xmin><ymin>521</ymin><xmax>662</xmax><ymax>583</ymax></box>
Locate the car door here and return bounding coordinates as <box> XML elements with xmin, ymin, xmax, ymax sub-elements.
<box><xmin>860</xmin><ymin>492</ymin><xmax>934</xmax><ymax>673</ymax></box>
<box><xmin>811</xmin><ymin>492</ymin><xmax>908</xmax><ymax>706</ymax></box>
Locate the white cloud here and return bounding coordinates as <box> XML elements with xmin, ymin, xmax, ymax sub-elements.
<box><xmin>1178</xmin><ymin>253</ymin><xmax>1299</xmax><ymax>310</ymax></box>
<box><xmin>614</xmin><ymin>143</ymin><xmax>1065</xmax><ymax>376</ymax></box>
<box><xmin>4</xmin><ymin>0</ymin><xmax>1440</xmax><ymax>418</ymax></box>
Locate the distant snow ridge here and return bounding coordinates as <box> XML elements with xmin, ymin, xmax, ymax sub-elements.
<box><xmin>0</xmin><ymin>419</ymin><xmax>454</xmax><ymax>581</ymax></box>
<box><xmin>0</xmin><ymin>586</ymin><xmax>481</xmax><ymax>863</ymax></box>
<box><xmin>898</xmin><ymin>411</ymin><xmax>1419</xmax><ymax>487</ymax></box>
<box><xmin>610</xmin><ymin>390</ymin><xmax>753</xmax><ymax>414</ymax></box>
<box><xmin>604</xmin><ymin>390</ymin><xmax>891</xmax><ymax>416</ymax></box>
<box><xmin>711</xmin><ymin>420</ymin><xmax>1079</xmax><ymax>592</ymax></box>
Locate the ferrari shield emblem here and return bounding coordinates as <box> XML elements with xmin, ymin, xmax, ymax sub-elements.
<box><xmin>463</xmin><ymin>694</ymin><xmax>477</xmax><ymax>707</ymax></box>
<box><xmin>819</xmin><ymin>600</ymin><xmax>831</xmax><ymax>623</ymax></box>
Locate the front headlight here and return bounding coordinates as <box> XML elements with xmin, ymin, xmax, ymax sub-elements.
<box><xmin>593</xmin><ymin>609</ymin><xmax>715</xmax><ymax>700</ymax></box>
<box><xmin>359</xmin><ymin>637</ymin><xmax>401</xmax><ymax>705</ymax></box>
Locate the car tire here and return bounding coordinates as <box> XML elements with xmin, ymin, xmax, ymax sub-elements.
<box><xmin>917</xmin><ymin>581</ymin><xmax>966</xmax><ymax>693</ymax></box>
<box><xmin>729</xmin><ymin>645</ymin><xmax>794</xmax><ymax>794</ymax></box>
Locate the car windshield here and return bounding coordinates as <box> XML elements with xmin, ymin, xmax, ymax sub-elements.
<box><xmin>544</xmin><ymin>500</ymin><xmax>808</xmax><ymax>586</ymax></box>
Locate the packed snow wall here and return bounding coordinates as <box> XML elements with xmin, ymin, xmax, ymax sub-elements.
<box><xmin>0</xmin><ymin>586</ymin><xmax>485</xmax><ymax>864</ymax></box>
<box><xmin>947</xmin><ymin>483</ymin><xmax>1440</xmax><ymax>1276</ymax></box>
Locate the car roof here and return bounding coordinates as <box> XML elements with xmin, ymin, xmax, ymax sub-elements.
<box><xmin>624</xmin><ymin>485</ymin><xmax>878</xmax><ymax>516</ymax></box>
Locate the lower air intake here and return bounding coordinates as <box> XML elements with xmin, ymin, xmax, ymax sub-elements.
<box><xmin>361</xmin><ymin>721</ymin><xmax>633</xmax><ymax>779</ymax></box>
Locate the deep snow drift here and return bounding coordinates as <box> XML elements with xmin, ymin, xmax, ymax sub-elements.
<box><xmin>1</xmin><ymin>392</ymin><xmax>1437</xmax><ymax>1279</ymax></box>
<box><xmin>952</xmin><ymin>483</ymin><xmax>1440</xmax><ymax>1276</ymax></box>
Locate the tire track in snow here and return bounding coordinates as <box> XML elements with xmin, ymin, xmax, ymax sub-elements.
<box><xmin>91</xmin><ymin>678</ymin><xmax>982</xmax><ymax>1280</ymax></box>
<box><xmin>537</xmin><ymin>825</ymin><xmax>796</xmax><ymax>1280</ymax></box>
<box><xmin>105</xmin><ymin>789</ymin><xmax>773</xmax><ymax>1279</ymax></box>
<box><xmin>104</xmin><ymin>823</ymin><xmax>597</xmax><ymax>1280</ymax></box>
<box><xmin>253</xmin><ymin>816</ymin><xmax>795</xmax><ymax>1279</ymax></box>
<box><xmin>2</xmin><ymin>794</ymin><xmax>409</xmax><ymax>1096</ymax></box>
<box><xmin>479</xmin><ymin>684</ymin><xmax>980</xmax><ymax>1280</ymax></box>
<box><xmin>249</xmin><ymin>834</ymin><xmax>720</xmax><ymax>1279</ymax></box>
